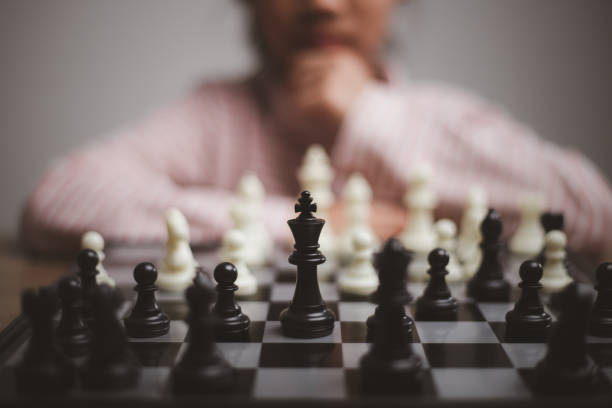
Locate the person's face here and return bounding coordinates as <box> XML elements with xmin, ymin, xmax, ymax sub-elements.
<box><xmin>249</xmin><ymin>0</ymin><xmax>397</xmax><ymax>69</ymax></box>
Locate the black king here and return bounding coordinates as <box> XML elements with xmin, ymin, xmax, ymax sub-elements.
<box><xmin>280</xmin><ymin>191</ymin><xmax>336</xmax><ymax>338</ymax></box>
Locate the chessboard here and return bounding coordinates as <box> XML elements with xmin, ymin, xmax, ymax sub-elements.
<box><xmin>0</xmin><ymin>245</ymin><xmax>610</xmax><ymax>408</ymax></box>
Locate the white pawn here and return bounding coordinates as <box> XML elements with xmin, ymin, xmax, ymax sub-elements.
<box><xmin>509</xmin><ymin>193</ymin><xmax>546</xmax><ymax>256</ymax></box>
<box><xmin>434</xmin><ymin>219</ymin><xmax>464</xmax><ymax>282</ymax></box>
<box><xmin>338</xmin><ymin>231</ymin><xmax>379</xmax><ymax>296</ymax></box>
<box><xmin>230</xmin><ymin>172</ymin><xmax>272</xmax><ymax>267</ymax></box>
<box><xmin>81</xmin><ymin>231</ymin><xmax>115</xmax><ymax>287</ymax></box>
<box><xmin>399</xmin><ymin>162</ymin><xmax>438</xmax><ymax>281</ymax></box>
<box><xmin>157</xmin><ymin>208</ymin><xmax>198</xmax><ymax>292</ymax></box>
<box><xmin>337</xmin><ymin>173</ymin><xmax>378</xmax><ymax>264</ymax></box>
<box><xmin>541</xmin><ymin>230</ymin><xmax>572</xmax><ymax>293</ymax></box>
<box><xmin>297</xmin><ymin>144</ymin><xmax>337</xmax><ymax>279</ymax></box>
<box><xmin>221</xmin><ymin>229</ymin><xmax>258</xmax><ymax>297</ymax></box>
<box><xmin>457</xmin><ymin>186</ymin><xmax>488</xmax><ymax>278</ymax></box>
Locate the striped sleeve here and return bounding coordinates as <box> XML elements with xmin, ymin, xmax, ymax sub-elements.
<box><xmin>332</xmin><ymin>82</ymin><xmax>612</xmax><ymax>254</ymax></box>
<box><xmin>20</xmin><ymin>85</ymin><xmax>292</xmax><ymax>254</ymax></box>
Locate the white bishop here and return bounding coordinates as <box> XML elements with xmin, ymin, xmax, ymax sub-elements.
<box><xmin>230</xmin><ymin>172</ymin><xmax>272</xmax><ymax>267</ymax></box>
<box><xmin>509</xmin><ymin>193</ymin><xmax>546</xmax><ymax>256</ymax></box>
<box><xmin>157</xmin><ymin>208</ymin><xmax>198</xmax><ymax>292</ymax></box>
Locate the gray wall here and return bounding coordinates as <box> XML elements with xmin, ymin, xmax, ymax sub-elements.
<box><xmin>1</xmin><ymin>0</ymin><xmax>611</xmax><ymax>236</ymax></box>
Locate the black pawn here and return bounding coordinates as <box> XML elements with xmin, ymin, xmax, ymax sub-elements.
<box><xmin>16</xmin><ymin>287</ymin><xmax>75</xmax><ymax>394</ymax></box>
<box><xmin>82</xmin><ymin>284</ymin><xmax>140</xmax><ymax>390</ymax></box>
<box><xmin>589</xmin><ymin>262</ymin><xmax>612</xmax><ymax>337</ymax></box>
<box><xmin>280</xmin><ymin>191</ymin><xmax>336</xmax><ymax>338</ymax></box>
<box><xmin>505</xmin><ymin>261</ymin><xmax>552</xmax><ymax>341</ymax></box>
<box><xmin>535</xmin><ymin>282</ymin><xmax>604</xmax><ymax>393</ymax></box>
<box><xmin>360</xmin><ymin>238</ymin><xmax>423</xmax><ymax>394</ymax></box>
<box><xmin>124</xmin><ymin>262</ymin><xmax>170</xmax><ymax>338</ymax></box>
<box><xmin>467</xmin><ymin>208</ymin><xmax>510</xmax><ymax>301</ymax></box>
<box><xmin>57</xmin><ymin>276</ymin><xmax>92</xmax><ymax>357</ymax></box>
<box><xmin>77</xmin><ymin>249</ymin><xmax>99</xmax><ymax>325</ymax></box>
<box><xmin>172</xmin><ymin>271</ymin><xmax>234</xmax><ymax>394</ymax></box>
<box><xmin>535</xmin><ymin>212</ymin><xmax>564</xmax><ymax>265</ymax></box>
<box><xmin>213</xmin><ymin>262</ymin><xmax>250</xmax><ymax>340</ymax></box>
<box><xmin>415</xmin><ymin>248</ymin><xmax>458</xmax><ymax>321</ymax></box>
<box><xmin>366</xmin><ymin>238</ymin><xmax>414</xmax><ymax>342</ymax></box>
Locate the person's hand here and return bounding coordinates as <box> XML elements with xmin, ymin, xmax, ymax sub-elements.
<box><xmin>285</xmin><ymin>49</ymin><xmax>375</xmax><ymax>136</ymax></box>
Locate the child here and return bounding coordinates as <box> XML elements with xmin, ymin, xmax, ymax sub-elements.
<box><xmin>21</xmin><ymin>0</ymin><xmax>612</xmax><ymax>255</ymax></box>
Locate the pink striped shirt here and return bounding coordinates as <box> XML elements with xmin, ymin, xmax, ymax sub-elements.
<box><xmin>20</xmin><ymin>74</ymin><xmax>612</xmax><ymax>255</ymax></box>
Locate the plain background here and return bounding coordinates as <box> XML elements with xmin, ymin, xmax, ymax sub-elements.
<box><xmin>1</xmin><ymin>0</ymin><xmax>611</xmax><ymax>237</ymax></box>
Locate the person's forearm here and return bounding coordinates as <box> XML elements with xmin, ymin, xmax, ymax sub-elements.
<box><xmin>332</xmin><ymin>83</ymin><xmax>612</xmax><ymax>254</ymax></box>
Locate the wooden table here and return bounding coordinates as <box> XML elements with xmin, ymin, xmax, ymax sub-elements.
<box><xmin>0</xmin><ymin>238</ymin><xmax>68</xmax><ymax>331</ymax></box>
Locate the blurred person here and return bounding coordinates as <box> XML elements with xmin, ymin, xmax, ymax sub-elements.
<box><xmin>21</xmin><ymin>0</ymin><xmax>612</xmax><ymax>256</ymax></box>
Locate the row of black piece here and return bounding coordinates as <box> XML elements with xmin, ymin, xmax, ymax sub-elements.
<box><xmin>17</xmin><ymin>244</ymin><xmax>251</xmax><ymax>395</ymax></box>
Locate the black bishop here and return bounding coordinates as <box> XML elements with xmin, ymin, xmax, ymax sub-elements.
<box><xmin>172</xmin><ymin>271</ymin><xmax>234</xmax><ymax>394</ymax></box>
<box><xmin>16</xmin><ymin>287</ymin><xmax>75</xmax><ymax>394</ymax></box>
<box><xmin>535</xmin><ymin>282</ymin><xmax>604</xmax><ymax>393</ymax></box>
<box><xmin>467</xmin><ymin>208</ymin><xmax>510</xmax><ymax>301</ymax></box>
<box><xmin>366</xmin><ymin>238</ymin><xmax>414</xmax><ymax>342</ymax></box>
<box><xmin>57</xmin><ymin>276</ymin><xmax>92</xmax><ymax>357</ymax></box>
<box><xmin>360</xmin><ymin>238</ymin><xmax>423</xmax><ymax>393</ymax></box>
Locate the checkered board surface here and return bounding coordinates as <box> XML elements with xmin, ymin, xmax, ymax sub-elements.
<box><xmin>1</xmin><ymin>246</ymin><xmax>611</xmax><ymax>405</ymax></box>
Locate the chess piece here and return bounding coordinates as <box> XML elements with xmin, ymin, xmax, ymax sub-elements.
<box><xmin>77</xmin><ymin>248</ymin><xmax>99</xmax><ymax>325</ymax></box>
<box><xmin>337</xmin><ymin>173</ymin><xmax>378</xmax><ymax>264</ymax></box>
<box><xmin>535</xmin><ymin>212</ymin><xmax>564</xmax><ymax>265</ymax></box>
<box><xmin>280</xmin><ymin>191</ymin><xmax>336</xmax><ymax>338</ymax></box>
<box><xmin>535</xmin><ymin>282</ymin><xmax>603</xmax><ymax>393</ymax></box>
<box><xmin>541</xmin><ymin>230</ymin><xmax>572</xmax><ymax>293</ymax></box>
<box><xmin>81</xmin><ymin>230</ymin><xmax>115</xmax><ymax>286</ymax></box>
<box><xmin>399</xmin><ymin>163</ymin><xmax>438</xmax><ymax>281</ymax></box>
<box><xmin>212</xmin><ymin>262</ymin><xmax>251</xmax><ymax>340</ymax></box>
<box><xmin>172</xmin><ymin>272</ymin><xmax>234</xmax><ymax>394</ymax></box>
<box><xmin>505</xmin><ymin>261</ymin><xmax>552</xmax><ymax>341</ymax></box>
<box><xmin>434</xmin><ymin>219</ymin><xmax>464</xmax><ymax>282</ymax></box>
<box><xmin>509</xmin><ymin>193</ymin><xmax>546</xmax><ymax>256</ymax></box>
<box><xmin>158</xmin><ymin>207</ymin><xmax>198</xmax><ymax>292</ymax></box>
<box><xmin>366</xmin><ymin>238</ymin><xmax>414</xmax><ymax>342</ymax></box>
<box><xmin>589</xmin><ymin>262</ymin><xmax>612</xmax><ymax>337</ymax></box>
<box><xmin>338</xmin><ymin>231</ymin><xmax>379</xmax><ymax>297</ymax></box>
<box><xmin>457</xmin><ymin>186</ymin><xmax>488</xmax><ymax>278</ymax></box>
<box><xmin>82</xmin><ymin>284</ymin><xmax>140</xmax><ymax>390</ymax></box>
<box><xmin>415</xmin><ymin>248</ymin><xmax>458</xmax><ymax>321</ymax></box>
<box><xmin>466</xmin><ymin>209</ymin><xmax>510</xmax><ymax>301</ymax></box>
<box><xmin>229</xmin><ymin>172</ymin><xmax>272</xmax><ymax>267</ymax></box>
<box><xmin>220</xmin><ymin>229</ymin><xmax>258</xmax><ymax>297</ymax></box>
<box><xmin>57</xmin><ymin>276</ymin><xmax>91</xmax><ymax>357</ymax></box>
<box><xmin>360</xmin><ymin>240</ymin><xmax>423</xmax><ymax>394</ymax></box>
<box><xmin>297</xmin><ymin>145</ymin><xmax>337</xmax><ymax>278</ymax></box>
<box><xmin>124</xmin><ymin>262</ymin><xmax>170</xmax><ymax>338</ymax></box>
<box><xmin>16</xmin><ymin>287</ymin><xmax>75</xmax><ymax>394</ymax></box>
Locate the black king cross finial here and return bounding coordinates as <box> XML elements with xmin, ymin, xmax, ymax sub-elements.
<box><xmin>295</xmin><ymin>191</ymin><xmax>317</xmax><ymax>219</ymax></box>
